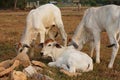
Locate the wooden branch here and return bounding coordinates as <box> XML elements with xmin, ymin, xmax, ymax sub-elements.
<box><xmin>0</xmin><ymin>67</ymin><xmax>5</xmax><ymax>72</ymax></box>
<box><xmin>12</xmin><ymin>52</ymin><xmax>31</xmax><ymax>67</ymax></box>
<box><xmin>32</xmin><ymin>60</ymin><xmax>47</xmax><ymax>68</ymax></box>
<box><xmin>0</xmin><ymin>60</ymin><xmax>20</xmax><ymax>77</ymax></box>
<box><xmin>11</xmin><ymin>70</ymin><xmax>27</xmax><ymax>80</ymax></box>
<box><xmin>0</xmin><ymin>60</ymin><xmax>13</xmax><ymax>68</ymax></box>
<box><xmin>23</xmin><ymin>65</ymin><xmax>37</xmax><ymax>77</ymax></box>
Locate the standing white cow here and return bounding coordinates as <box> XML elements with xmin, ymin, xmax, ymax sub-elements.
<box><xmin>69</xmin><ymin>4</ymin><xmax>120</xmax><ymax>68</ymax></box>
<box><xmin>16</xmin><ymin>4</ymin><xmax>67</xmax><ymax>57</ymax></box>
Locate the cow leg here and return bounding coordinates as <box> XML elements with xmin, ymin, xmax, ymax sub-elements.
<box><xmin>117</xmin><ymin>32</ymin><xmax>120</xmax><ymax>42</ymax></box>
<box><xmin>69</xmin><ymin>66</ymin><xmax>76</xmax><ymax>73</ymax></box>
<box><xmin>48</xmin><ymin>62</ymin><xmax>56</xmax><ymax>67</ymax></box>
<box><xmin>66</xmin><ymin>62</ymin><xmax>75</xmax><ymax>73</ymax></box>
<box><xmin>93</xmin><ymin>32</ymin><xmax>100</xmax><ymax>64</ymax></box>
<box><xmin>58</xmin><ymin>25</ymin><xmax>67</xmax><ymax>46</ymax></box>
<box><xmin>39</xmin><ymin>29</ymin><xmax>46</xmax><ymax>48</ymax></box>
<box><xmin>90</xmin><ymin>41</ymin><xmax>95</xmax><ymax>57</ymax></box>
<box><xmin>55</xmin><ymin>18</ymin><xmax>67</xmax><ymax>46</ymax></box>
<box><xmin>107</xmin><ymin>33</ymin><xmax>119</xmax><ymax>68</ymax></box>
<box><xmin>29</xmin><ymin>40</ymin><xmax>35</xmax><ymax>58</ymax></box>
<box><xmin>61</xmin><ymin>64</ymin><xmax>69</xmax><ymax>71</ymax></box>
<box><xmin>29</xmin><ymin>32</ymin><xmax>38</xmax><ymax>58</ymax></box>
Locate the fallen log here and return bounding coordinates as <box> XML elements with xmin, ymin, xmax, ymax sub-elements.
<box><xmin>11</xmin><ymin>70</ymin><xmax>27</xmax><ymax>80</ymax></box>
<box><xmin>0</xmin><ymin>60</ymin><xmax>20</xmax><ymax>77</ymax></box>
<box><xmin>0</xmin><ymin>60</ymin><xmax>13</xmax><ymax>68</ymax></box>
<box><xmin>23</xmin><ymin>65</ymin><xmax>37</xmax><ymax>77</ymax></box>
<box><xmin>0</xmin><ymin>67</ymin><xmax>5</xmax><ymax>72</ymax></box>
<box><xmin>12</xmin><ymin>52</ymin><xmax>31</xmax><ymax>67</ymax></box>
<box><xmin>32</xmin><ymin>60</ymin><xmax>47</xmax><ymax>68</ymax></box>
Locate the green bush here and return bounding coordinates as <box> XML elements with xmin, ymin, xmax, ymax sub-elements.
<box><xmin>17</xmin><ymin>0</ymin><xmax>26</xmax><ymax>9</ymax></box>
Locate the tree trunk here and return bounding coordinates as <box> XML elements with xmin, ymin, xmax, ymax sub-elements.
<box><xmin>14</xmin><ymin>0</ymin><xmax>18</xmax><ymax>9</ymax></box>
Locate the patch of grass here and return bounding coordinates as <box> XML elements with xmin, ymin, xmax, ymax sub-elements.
<box><xmin>0</xmin><ymin>42</ymin><xmax>16</xmax><ymax>60</ymax></box>
<box><xmin>0</xmin><ymin>43</ymin><xmax>13</xmax><ymax>54</ymax></box>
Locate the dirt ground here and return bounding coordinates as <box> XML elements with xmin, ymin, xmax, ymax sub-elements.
<box><xmin>0</xmin><ymin>7</ymin><xmax>120</xmax><ymax>80</ymax></box>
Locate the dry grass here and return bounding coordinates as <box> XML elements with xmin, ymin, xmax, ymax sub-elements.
<box><xmin>0</xmin><ymin>7</ymin><xmax>120</xmax><ymax>80</ymax></box>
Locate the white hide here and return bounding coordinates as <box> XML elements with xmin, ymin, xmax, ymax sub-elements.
<box><xmin>70</xmin><ymin>4</ymin><xmax>120</xmax><ymax>68</ymax></box>
<box><xmin>19</xmin><ymin>4</ymin><xmax>67</xmax><ymax>54</ymax></box>
<box><xmin>41</xmin><ymin>40</ymin><xmax>93</xmax><ymax>73</ymax></box>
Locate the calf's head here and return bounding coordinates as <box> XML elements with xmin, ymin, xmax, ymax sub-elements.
<box><xmin>40</xmin><ymin>39</ymin><xmax>61</xmax><ymax>57</ymax></box>
<box><xmin>14</xmin><ymin>42</ymin><xmax>30</xmax><ymax>54</ymax></box>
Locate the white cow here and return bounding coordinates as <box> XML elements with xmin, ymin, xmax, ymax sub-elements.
<box><xmin>40</xmin><ymin>39</ymin><xmax>93</xmax><ymax>73</ymax></box>
<box><xmin>69</xmin><ymin>4</ymin><xmax>120</xmax><ymax>68</ymax></box>
<box><xmin>16</xmin><ymin>4</ymin><xmax>67</xmax><ymax>57</ymax></box>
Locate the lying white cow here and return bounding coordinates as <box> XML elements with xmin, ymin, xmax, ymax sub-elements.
<box><xmin>41</xmin><ymin>39</ymin><xmax>93</xmax><ymax>73</ymax></box>
<box><xmin>69</xmin><ymin>4</ymin><xmax>120</xmax><ymax>68</ymax></box>
<box><xmin>16</xmin><ymin>4</ymin><xmax>67</xmax><ymax>57</ymax></box>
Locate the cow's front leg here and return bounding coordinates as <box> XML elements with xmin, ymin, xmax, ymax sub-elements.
<box><xmin>48</xmin><ymin>62</ymin><xmax>56</xmax><ymax>67</ymax></box>
<box><xmin>39</xmin><ymin>29</ymin><xmax>46</xmax><ymax>48</ymax></box>
<box><xmin>29</xmin><ymin>32</ymin><xmax>38</xmax><ymax>58</ymax></box>
<box><xmin>93</xmin><ymin>32</ymin><xmax>100</xmax><ymax>64</ymax></box>
<box><xmin>29</xmin><ymin>40</ymin><xmax>35</xmax><ymax>58</ymax></box>
<box><xmin>69</xmin><ymin>66</ymin><xmax>76</xmax><ymax>73</ymax></box>
<box><xmin>61</xmin><ymin>64</ymin><xmax>69</xmax><ymax>71</ymax></box>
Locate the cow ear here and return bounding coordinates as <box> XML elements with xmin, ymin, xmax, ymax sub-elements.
<box><xmin>39</xmin><ymin>43</ymin><xmax>44</xmax><ymax>48</ymax></box>
<box><xmin>18</xmin><ymin>42</ymin><xmax>22</xmax><ymax>46</ymax></box>
<box><xmin>14</xmin><ymin>42</ymin><xmax>22</xmax><ymax>48</ymax></box>
<box><xmin>55</xmin><ymin>43</ymin><xmax>61</xmax><ymax>48</ymax></box>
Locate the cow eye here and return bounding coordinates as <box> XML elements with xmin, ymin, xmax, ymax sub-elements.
<box><xmin>48</xmin><ymin>44</ymin><xmax>51</xmax><ymax>46</ymax></box>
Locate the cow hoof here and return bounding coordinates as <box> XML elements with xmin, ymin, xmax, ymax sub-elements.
<box><xmin>96</xmin><ymin>60</ymin><xmax>100</xmax><ymax>64</ymax></box>
<box><xmin>108</xmin><ymin>64</ymin><xmax>113</xmax><ymax>69</ymax></box>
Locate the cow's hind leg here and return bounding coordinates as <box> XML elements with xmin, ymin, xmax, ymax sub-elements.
<box><xmin>38</xmin><ymin>27</ymin><xmax>46</xmax><ymax>48</ymax></box>
<box><xmin>55</xmin><ymin>16</ymin><xmax>67</xmax><ymax>46</ymax></box>
<box><xmin>107</xmin><ymin>32</ymin><xmax>119</xmax><ymax>68</ymax></box>
<box><xmin>57</xmin><ymin>24</ymin><xmax>67</xmax><ymax>46</ymax></box>
<box><xmin>90</xmin><ymin>41</ymin><xmax>95</xmax><ymax>57</ymax></box>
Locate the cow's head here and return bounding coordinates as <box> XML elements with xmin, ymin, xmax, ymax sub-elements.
<box><xmin>14</xmin><ymin>42</ymin><xmax>30</xmax><ymax>54</ymax></box>
<box><xmin>68</xmin><ymin>30</ymin><xmax>92</xmax><ymax>50</ymax></box>
<box><xmin>40</xmin><ymin>39</ymin><xmax>61</xmax><ymax>58</ymax></box>
<box><xmin>68</xmin><ymin>38</ymin><xmax>86</xmax><ymax>50</ymax></box>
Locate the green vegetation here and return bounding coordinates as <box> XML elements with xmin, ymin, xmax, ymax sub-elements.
<box><xmin>0</xmin><ymin>0</ymin><xmax>120</xmax><ymax>9</ymax></box>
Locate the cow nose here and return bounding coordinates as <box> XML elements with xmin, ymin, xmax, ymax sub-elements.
<box><xmin>40</xmin><ymin>52</ymin><xmax>43</xmax><ymax>56</ymax></box>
